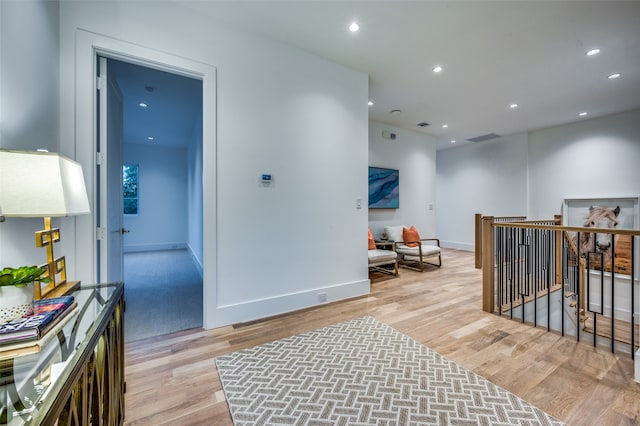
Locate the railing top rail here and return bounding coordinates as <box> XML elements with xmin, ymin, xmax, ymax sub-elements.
<box><xmin>513</xmin><ymin>220</ymin><xmax>559</xmax><ymax>224</ymax></box>
<box><xmin>492</xmin><ymin>221</ymin><xmax>640</xmax><ymax>236</ymax></box>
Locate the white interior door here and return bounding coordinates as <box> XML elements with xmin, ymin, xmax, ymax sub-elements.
<box><xmin>97</xmin><ymin>56</ymin><xmax>124</xmax><ymax>283</ymax></box>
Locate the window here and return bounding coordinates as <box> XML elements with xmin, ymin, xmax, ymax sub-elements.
<box><xmin>123</xmin><ymin>164</ymin><xmax>139</xmax><ymax>215</ymax></box>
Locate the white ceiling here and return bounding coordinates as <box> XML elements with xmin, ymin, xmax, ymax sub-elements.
<box><xmin>108</xmin><ymin>58</ymin><xmax>202</xmax><ymax>148</ymax></box>
<box><xmin>176</xmin><ymin>0</ymin><xmax>640</xmax><ymax>150</ymax></box>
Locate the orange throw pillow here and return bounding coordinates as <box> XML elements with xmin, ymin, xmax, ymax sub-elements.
<box><xmin>402</xmin><ymin>226</ymin><xmax>421</xmax><ymax>247</ymax></box>
<box><xmin>368</xmin><ymin>228</ymin><xmax>376</xmax><ymax>250</ymax></box>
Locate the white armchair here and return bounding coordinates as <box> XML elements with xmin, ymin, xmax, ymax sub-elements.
<box><xmin>383</xmin><ymin>225</ymin><xmax>442</xmax><ymax>272</ymax></box>
<box><xmin>368</xmin><ymin>228</ymin><xmax>398</xmax><ymax>276</ymax></box>
<box><xmin>368</xmin><ymin>241</ymin><xmax>398</xmax><ymax>276</ymax></box>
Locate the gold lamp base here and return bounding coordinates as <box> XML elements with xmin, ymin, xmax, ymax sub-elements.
<box><xmin>38</xmin><ymin>278</ymin><xmax>81</xmax><ymax>299</ymax></box>
<box><xmin>34</xmin><ymin>217</ymin><xmax>80</xmax><ymax>299</ymax></box>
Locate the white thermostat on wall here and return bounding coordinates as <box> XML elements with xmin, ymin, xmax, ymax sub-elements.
<box><xmin>261</xmin><ymin>174</ymin><xmax>272</xmax><ymax>183</ymax></box>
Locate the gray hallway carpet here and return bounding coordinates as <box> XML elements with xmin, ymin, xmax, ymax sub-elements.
<box><xmin>124</xmin><ymin>249</ymin><xmax>203</xmax><ymax>342</ymax></box>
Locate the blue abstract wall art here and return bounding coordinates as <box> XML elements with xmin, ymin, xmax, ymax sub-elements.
<box><xmin>368</xmin><ymin>167</ymin><xmax>399</xmax><ymax>209</ymax></box>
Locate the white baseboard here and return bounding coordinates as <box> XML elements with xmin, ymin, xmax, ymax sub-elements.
<box><xmin>124</xmin><ymin>242</ymin><xmax>187</xmax><ymax>253</ymax></box>
<box><xmin>440</xmin><ymin>240</ymin><xmax>474</xmax><ymax>251</ymax></box>
<box><xmin>205</xmin><ymin>279</ymin><xmax>370</xmax><ymax>329</ymax></box>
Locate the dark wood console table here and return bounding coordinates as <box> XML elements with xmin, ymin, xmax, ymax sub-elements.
<box><xmin>0</xmin><ymin>282</ymin><xmax>125</xmax><ymax>425</ymax></box>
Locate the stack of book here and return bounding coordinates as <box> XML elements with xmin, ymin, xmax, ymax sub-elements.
<box><xmin>0</xmin><ymin>296</ymin><xmax>78</xmax><ymax>358</ymax></box>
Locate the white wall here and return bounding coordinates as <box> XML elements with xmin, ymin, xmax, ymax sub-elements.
<box><xmin>56</xmin><ymin>1</ymin><xmax>369</xmax><ymax>327</ymax></box>
<box><xmin>0</xmin><ymin>0</ymin><xmax>59</xmax><ymax>153</ymax></box>
<box><xmin>528</xmin><ymin>109</ymin><xmax>640</xmax><ymax>218</ymax></box>
<box><xmin>123</xmin><ymin>143</ymin><xmax>188</xmax><ymax>252</ymax></box>
<box><xmin>0</xmin><ymin>1</ymin><xmax>71</xmax><ymax>272</ymax></box>
<box><xmin>436</xmin><ymin>134</ymin><xmax>528</xmax><ymax>250</ymax></box>
<box><xmin>368</xmin><ymin>122</ymin><xmax>437</xmax><ymax>240</ymax></box>
<box><xmin>187</xmin><ymin>112</ymin><xmax>204</xmax><ymax>274</ymax></box>
<box><xmin>435</xmin><ymin>109</ymin><xmax>640</xmax><ymax>250</ymax></box>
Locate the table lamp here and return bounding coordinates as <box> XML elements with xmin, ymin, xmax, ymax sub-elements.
<box><xmin>0</xmin><ymin>149</ymin><xmax>90</xmax><ymax>299</ymax></box>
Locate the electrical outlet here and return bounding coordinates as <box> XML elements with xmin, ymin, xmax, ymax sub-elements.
<box><xmin>356</xmin><ymin>198</ymin><xmax>362</xmax><ymax>209</ymax></box>
<box><xmin>317</xmin><ymin>292</ymin><xmax>327</xmax><ymax>303</ymax></box>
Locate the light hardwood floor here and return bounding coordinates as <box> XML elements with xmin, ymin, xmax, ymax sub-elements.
<box><xmin>124</xmin><ymin>249</ymin><xmax>640</xmax><ymax>425</ymax></box>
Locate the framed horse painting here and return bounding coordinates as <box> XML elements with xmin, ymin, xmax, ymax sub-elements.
<box><xmin>563</xmin><ymin>197</ymin><xmax>638</xmax><ymax>274</ymax></box>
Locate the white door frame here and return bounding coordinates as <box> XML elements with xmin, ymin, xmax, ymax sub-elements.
<box><xmin>73</xmin><ymin>30</ymin><xmax>217</xmax><ymax>328</ymax></box>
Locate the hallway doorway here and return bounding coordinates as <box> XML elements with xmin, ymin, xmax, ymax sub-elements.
<box><xmin>105</xmin><ymin>58</ymin><xmax>204</xmax><ymax>341</ymax></box>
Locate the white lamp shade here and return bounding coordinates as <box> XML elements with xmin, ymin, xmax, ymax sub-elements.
<box><xmin>0</xmin><ymin>150</ymin><xmax>90</xmax><ymax>217</ymax></box>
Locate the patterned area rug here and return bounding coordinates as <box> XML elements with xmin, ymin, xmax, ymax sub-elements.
<box><xmin>216</xmin><ymin>316</ymin><xmax>565</xmax><ymax>425</ymax></box>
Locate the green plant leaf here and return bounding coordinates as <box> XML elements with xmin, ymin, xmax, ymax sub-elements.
<box><xmin>0</xmin><ymin>265</ymin><xmax>49</xmax><ymax>287</ymax></box>
<box><xmin>0</xmin><ymin>274</ymin><xmax>13</xmax><ymax>286</ymax></box>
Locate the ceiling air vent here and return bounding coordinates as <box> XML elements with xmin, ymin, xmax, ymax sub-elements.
<box><xmin>467</xmin><ymin>133</ymin><xmax>501</xmax><ymax>143</ymax></box>
<box><xmin>417</xmin><ymin>122</ymin><xmax>430</xmax><ymax>127</ymax></box>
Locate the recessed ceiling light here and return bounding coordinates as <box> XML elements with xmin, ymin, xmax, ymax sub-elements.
<box><xmin>390</xmin><ymin>109</ymin><xmax>402</xmax><ymax>115</ymax></box>
<box><xmin>433</xmin><ymin>65</ymin><xmax>443</xmax><ymax>73</ymax></box>
<box><xmin>147</xmin><ymin>136</ymin><xmax>154</xmax><ymax>141</ymax></box>
<box><xmin>451</xmin><ymin>140</ymin><xmax>456</xmax><ymax>144</ymax></box>
<box><xmin>586</xmin><ymin>48</ymin><xmax>600</xmax><ymax>56</ymax></box>
<box><xmin>368</xmin><ymin>101</ymin><xmax>373</xmax><ymax>106</ymax></box>
<box><xmin>579</xmin><ymin>112</ymin><xmax>588</xmax><ymax>117</ymax></box>
<box><xmin>349</xmin><ymin>22</ymin><xmax>360</xmax><ymax>32</ymax></box>
<box><xmin>36</xmin><ymin>149</ymin><xmax>49</xmax><ymax>152</ymax></box>
<box><xmin>608</xmin><ymin>73</ymin><xmax>621</xmax><ymax>79</ymax></box>
<box><xmin>139</xmin><ymin>102</ymin><xmax>148</xmax><ymax>108</ymax></box>
<box><xmin>510</xmin><ymin>103</ymin><xmax>519</xmax><ymax>109</ymax></box>
<box><xmin>442</xmin><ymin>124</ymin><xmax>449</xmax><ymax>128</ymax></box>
